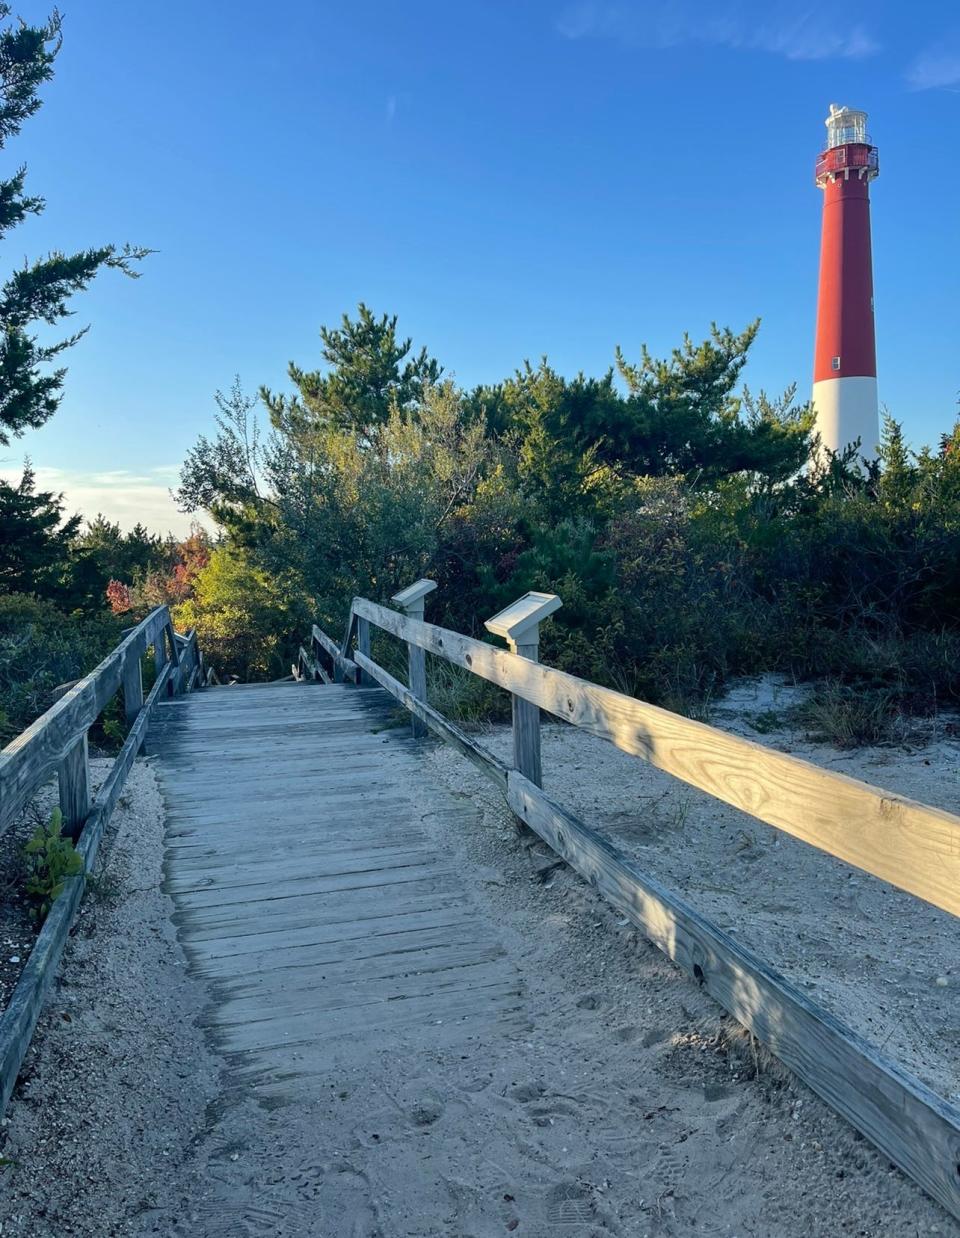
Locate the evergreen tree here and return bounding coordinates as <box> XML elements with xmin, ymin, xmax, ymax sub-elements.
<box><xmin>69</xmin><ymin>514</ymin><xmax>166</xmax><ymax>608</ymax></box>
<box><xmin>261</xmin><ymin>303</ymin><xmax>441</xmax><ymax>446</ymax></box>
<box><xmin>614</xmin><ymin>322</ymin><xmax>812</xmax><ymax>482</ymax></box>
<box><xmin>0</xmin><ymin>462</ymin><xmax>78</xmax><ymax>594</ymax></box>
<box><xmin>0</xmin><ymin>6</ymin><xmax>150</xmax><ymax>445</ymax></box>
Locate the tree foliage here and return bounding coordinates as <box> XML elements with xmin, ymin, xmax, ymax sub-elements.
<box><xmin>0</xmin><ymin>461</ymin><xmax>78</xmax><ymax>595</ymax></box>
<box><xmin>173</xmin><ymin>302</ymin><xmax>960</xmax><ymax>731</ymax></box>
<box><xmin>0</xmin><ymin>4</ymin><xmax>150</xmax><ymax>445</ymax></box>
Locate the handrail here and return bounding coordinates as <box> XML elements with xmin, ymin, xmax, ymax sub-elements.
<box><xmin>0</xmin><ymin>605</ymin><xmax>201</xmax><ymax>838</ymax></box>
<box><xmin>0</xmin><ymin>605</ymin><xmax>210</xmax><ymax>1119</ymax></box>
<box><xmin>304</xmin><ymin>589</ymin><xmax>960</xmax><ymax>1222</ymax></box>
<box><xmin>347</xmin><ymin>596</ymin><xmax>960</xmax><ymax>921</ymax></box>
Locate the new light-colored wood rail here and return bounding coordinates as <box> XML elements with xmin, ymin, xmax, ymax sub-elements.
<box><xmin>301</xmin><ymin>588</ymin><xmax>960</xmax><ymax>1224</ymax></box>
<box><xmin>0</xmin><ymin>606</ymin><xmax>207</xmax><ymax>1116</ymax></box>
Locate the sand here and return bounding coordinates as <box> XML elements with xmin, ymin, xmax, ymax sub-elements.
<box><xmin>0</xmin><ymin>683</ymin><xmax>956</xmax><ymax>1236</ymax></box>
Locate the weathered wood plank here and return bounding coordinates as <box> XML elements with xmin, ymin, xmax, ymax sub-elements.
<box><xmin>166</xmin><ymin>844</ymin><xmax>441</xmax><ymax>893</ymax></box>
<box><xmin>157</xmin><ymin>679</ymin><xmax>520</xmax><ymax>1092</ymax></box>
<box><xmin>312</xmin><ymin>624</ymin><xmax>358</xmax><ymax>683</ymax></box>
<box><xmin>407</xmin><ymin>641</ymin><xmax>428</xmax><ymax>739</ymax></box>
<box><xmin>121</xmin><ymin>651</ymin><xmax>144</xmax><ymax>725</ymax></box>
<box><xmin>210</xmin><ymin>950</ymin><xmax>510</xmax><ymax>1020</ymax></box>
<box><xmin>353</xmin><ymin>652</ymin><xmax>508</xmax><ymax>793</ymax></box>
<box><xmin>174</xmin><ymin>861</ymin><xmax>452</xmax><ymax>913</ymax></box>
<box><xmin>510</xmin><ymin>638</ymin><xmax>541</xmax><ymax>788</ymax></box>
<box><xmin>188</xmin><ymin>906</ymin><xmax>468</xmax><ymax>963</ymax></box>
<box><xmin>58</xmin><ymin>734</ymin><xmax>90</xmax><ymax>842</ymax></box>
<box><xmin>355</xmin><ymin>616</ymin><xmax>371</xmax><ymax>687</ymax></box>
<box><xmin>353</xmin><ymin>597</ymin><xmax>960</xmax><ymax>918</ymax></box>
<box><xmin>192</xmin><ymin>920</ymin><xmax>490</xmax><ymax>977</ymax></box>
<box><xmin>176</xmin><ymin>889</ymin><xmax>464</xmax><ymax>943</ymax></box>
<box><xmin>506</xmin><ymin>769</ymin><xmax>960</xmax><ymax>1224</ymax></box>
<box><xmin>165</xmin><ymin>620</ymin><xmax>184</xmax><ymax>694</ymax></box>
<box><xmin>215</xmin><ymin>979</ymin><xmax>523</xmax><ymax>1056</ymax></box>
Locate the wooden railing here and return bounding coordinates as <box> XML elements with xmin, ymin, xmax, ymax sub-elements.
<box><xmin>0</xmin><ymin>605</ymin><xmax>204</xmax><ymax>839</ymax></box>
<box><xmin>0</xmin><ymin>605</ymin><xmax>206</xmax><ymax>1115</ymax></box>
<box><xmin>304</xmin><ymin>585</ymin><xmax>960</xmax><ymax>1224</ymax></box>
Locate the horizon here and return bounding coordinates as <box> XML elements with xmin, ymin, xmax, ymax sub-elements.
<box><xmin>1</xmin><ymin>0</ymin><xmax>958</xmax><ymax>536</ymax></box>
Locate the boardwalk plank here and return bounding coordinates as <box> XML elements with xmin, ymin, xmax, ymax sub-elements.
<box><xmin>152</xmin><ymin>683</ymin><xmax>521</xmax><ymax>1093</ymax></box>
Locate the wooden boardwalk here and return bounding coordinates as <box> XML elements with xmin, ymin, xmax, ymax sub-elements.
<box><xmin>149</xmin><ymin>681</ymin><xmax>524</xmax><ymax>1098</ymax></box>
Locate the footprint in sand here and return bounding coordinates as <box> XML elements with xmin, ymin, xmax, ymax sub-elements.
<box><xmin>508</xmin><ymin>1081</ymin><xmax>545</xmax><ymax>1104</ymax></box>
<box><xmin>410</xmin><ymin>1098</ymin><xmax>444</xmax><ymax>1126</ymax></box>
<box><xmin>544</xmin><ymin>1181</ymin><xmax>604</xmax><ymax>1226</ymax></box>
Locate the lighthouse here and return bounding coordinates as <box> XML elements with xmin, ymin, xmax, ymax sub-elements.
<box><xmin>812</xmin><ymin>104</ymin><xmax>880</xmax><ymax>462</ymax></box>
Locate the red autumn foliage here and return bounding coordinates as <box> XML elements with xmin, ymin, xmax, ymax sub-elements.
<box><xmin>105</xmin><ymin>578</ymin><xmax>132</xmax><ymax>614</ymax></box>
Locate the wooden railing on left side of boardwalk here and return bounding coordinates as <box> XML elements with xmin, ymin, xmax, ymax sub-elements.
<box><xmin>0</xmin><ymin>605</ymin><xmax>208</xmax><ymax>1117</ymax></box>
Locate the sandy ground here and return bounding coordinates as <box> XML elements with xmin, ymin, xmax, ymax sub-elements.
<box><xmin>504</xmin><ymin>675</ymin><xmax>960</xmax><ymax>1103</ymax></box>
<box><xmin>0</xmin><ymin>687</ymin><xmax>956</xmax><ymax>1236</ymax></box>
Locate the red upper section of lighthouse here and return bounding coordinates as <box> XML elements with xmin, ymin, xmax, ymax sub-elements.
<box><xmin>813</xmin><ymin>169</ymin><xmax>877</xmax><ymax>382</ymax></box>
<box><xmin>815</xmin><ymin>142</ymin><xmax>879</xmax><ymax>187</ymax></box>
<box><xmin>812</xmin><ymin>105</ymin><xmax>880</xmax><ymax>385</ymax></box>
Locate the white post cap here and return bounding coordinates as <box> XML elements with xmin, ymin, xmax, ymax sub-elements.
<box><xmin>391</xmin><ymin>579</ymin><xmax>437</xmax><ymax>610</ymax></box>
<box><xmin>484</xmin><ymin>591</ymin><xmax>562</xmax><ymax>647</ymax></box>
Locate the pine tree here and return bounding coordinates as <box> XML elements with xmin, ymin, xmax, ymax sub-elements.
<box><xmin>261</xmin><ymin>303</ymin><xmax>441</xmax><ymax>446</ymax></box>
<box><xmin>0</xmin><ymin>6</ymin><xmax>150</xmax><ymax>445</ymax></box>
<box><xmin>0</xmin><ymin>462</ymin><xmax>79</xmax><ymax>594</ymax></box>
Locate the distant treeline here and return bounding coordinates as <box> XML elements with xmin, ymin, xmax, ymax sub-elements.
<box><xmin>164</xmin><ymin>304</ymin><xmax>960</xmax><ymax>744</ymax></box>
<box><xmin>5</xmin><ymin>303</ymin><xmax>960</xmax><ymax>746</ymax></box>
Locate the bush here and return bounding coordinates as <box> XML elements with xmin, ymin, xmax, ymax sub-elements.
<box><xmin>173</xmin><ymin>544</ymin><xmax>312</xmax><ymax>681</ymax></box>
<box><xmin>0</xmin><ymin>594</ymin><xmax>122</xmax><ymax>741</ymax></box>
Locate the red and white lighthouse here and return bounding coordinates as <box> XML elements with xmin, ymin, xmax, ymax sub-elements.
<box><xmin>812</xmin><ymin>104</ymin><xmax>880</xmax><ymax>461</ymax></box>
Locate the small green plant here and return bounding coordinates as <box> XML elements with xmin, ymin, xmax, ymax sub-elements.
<box><xmin>750</xmin><ymin>709</ymin><xmax>783</xmax><ymax>734</ymax></box>
<box><xmin>23</xmin><ymin>808</ymin><xmax>84</xmax><ymax>922</ymax></box>
<box><xmin>794</xmin><ymin>681</ymin><xmax>902</xmax><ymax>748</ymax></box>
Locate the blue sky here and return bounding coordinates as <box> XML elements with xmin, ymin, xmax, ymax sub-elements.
<box><xmin>2</xmin><ymin>0</ymin><xmax>958</xmax><ymax>534</ymax></box>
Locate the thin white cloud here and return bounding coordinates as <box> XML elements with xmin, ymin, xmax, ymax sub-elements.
<box><xmin>905</xmin><ymin>35</ymin><xmax>960</xmax><ymax>90</ymax></box>
<box><xmin>0</xmin><ymin>462</ymin><xmax>199</xmax><ymax>537</ymax></box>
<box><xmin>556</xmin><ymin>2</ymin><xmax>879</xmax><ymax>62</ymax></box>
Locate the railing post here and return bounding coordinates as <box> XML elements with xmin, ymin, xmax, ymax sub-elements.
<box><xmin>356</xmin><ymin>616</ymin><xmax>371</xmax><ymax>686</ymax></box>
<box><xmin>122</xmin><ymin>648</ymin><xmax>144</xmax><ymax>724</ymax></box>
<box><xmin>485</xmin><ymin>592</ymin><xmax>562</xmax><ymax>789</ymax></box>
<box><xmin>391</xmin><ymin>579</ymin><xmax>437</xmax><ymax>739</ymax></box>
<box><xmin>167</xmin><ymin>620</ymin><xmax>183</xmax><ymax>694</ymax></box>
<box><xmin>154</xmin><ymin>622</ymin><xmax>169</xmax><ymax>688</ymax></box>
<box><xmin>58</xmin><ymin>733</ymin><xmax>90</xmax><ymax>842</ymax></box>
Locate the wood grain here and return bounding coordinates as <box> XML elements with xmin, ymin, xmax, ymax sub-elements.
<box><xmin>122</xmin><ymin>651</ymin><xmax>144</xmax><ymax>724</ymax></box>
<box><xmin>58</xmin><ymin>734</ymin><xmax>90</xmax><ymax>842</ymax></box>
<box><xmin>510</xmin><ymin>639</ymin><xmax>542</xmax><ymax>788</ymax></box>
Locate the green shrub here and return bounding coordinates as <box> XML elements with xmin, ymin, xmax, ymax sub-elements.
<box><xmin>23</xmin><ymin>808</ymin><xmax>84</xmax><ymax>921</ymax></box>
<box><xmin>794</xmin><ymin>681</ymin><xmax>905</xmax><ymax>748</ymax></box>
<box><xmin>425</xmin><ymin>658</ymin><xmax>509</xmax><ymax>727</ymax></box>
<box><xmin>0</xmin><ymin>594</ymin><xmax>121</xmax><ymax>741</ymax></box>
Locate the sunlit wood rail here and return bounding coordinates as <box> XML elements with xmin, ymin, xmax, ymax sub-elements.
<box><xmin>298</xmin><ymin>586</ymin><xmax>960</xmax><ymax>1224</ymax></box>
<box><xmin>0</xmin><ymin>606</ymin><xmax>206</xmax><ymax>1115</ymax></box>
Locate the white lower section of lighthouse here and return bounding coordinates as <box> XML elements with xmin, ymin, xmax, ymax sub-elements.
<box><xmin>812</xmin><ymin>376</ymin><xmax>879</xmax><ymax>459</ymax></box>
